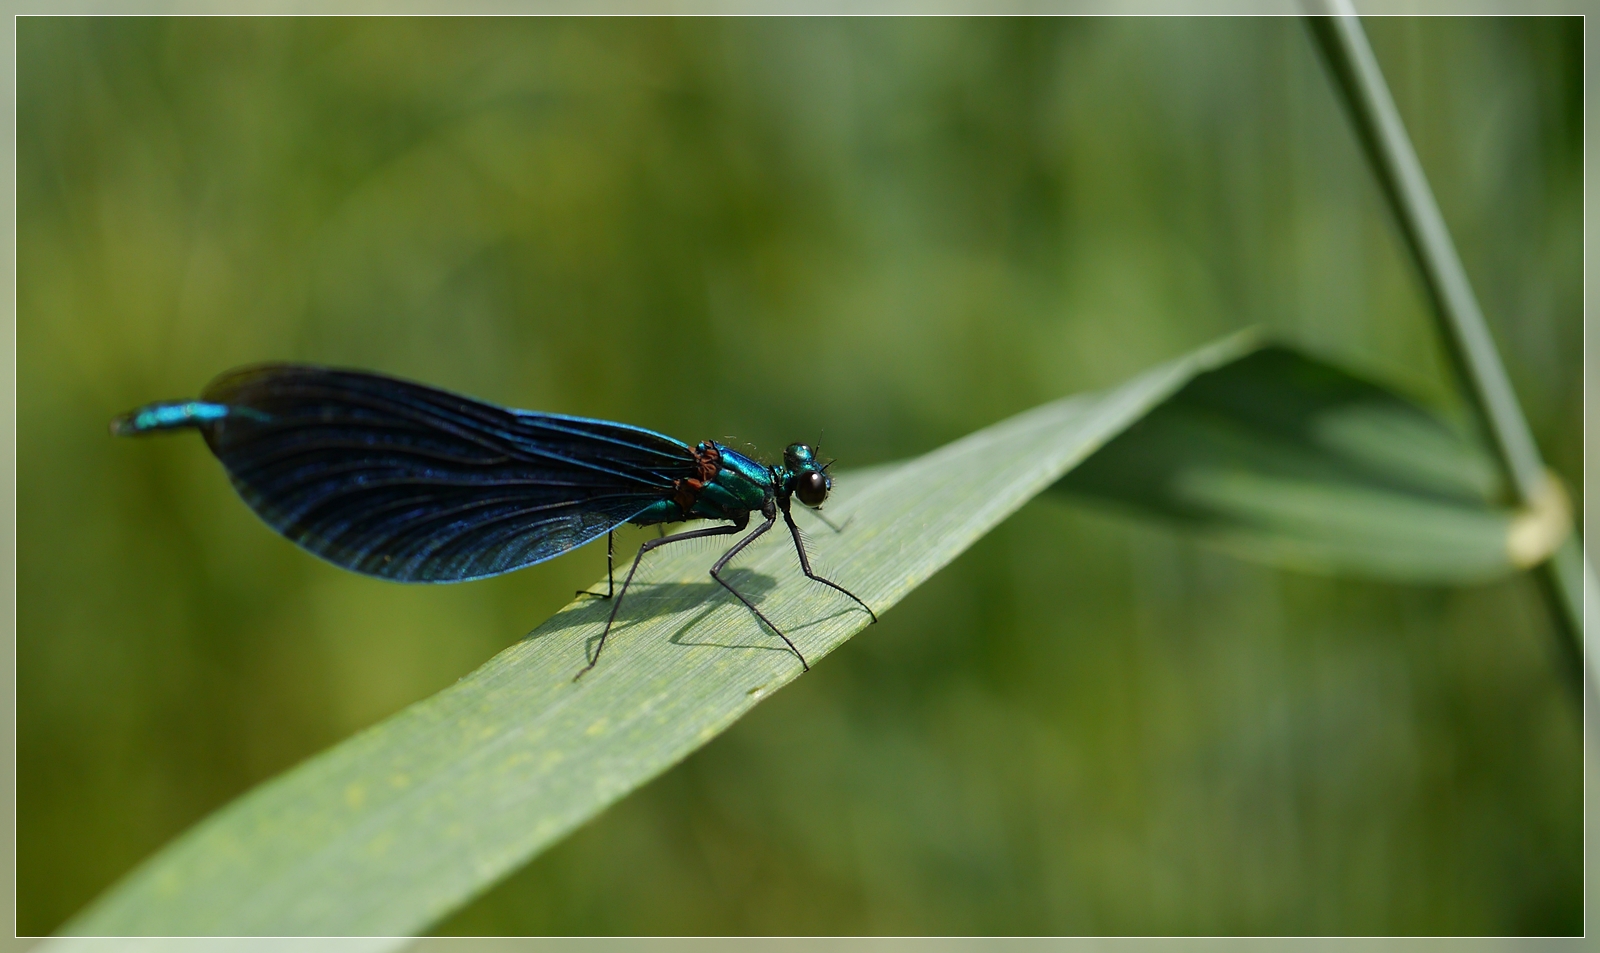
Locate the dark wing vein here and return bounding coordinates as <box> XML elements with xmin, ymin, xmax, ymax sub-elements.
<box><xmin>194</xmin><ymin>363</ymin><xmax>698</xmax><ymax>582</ymax></box>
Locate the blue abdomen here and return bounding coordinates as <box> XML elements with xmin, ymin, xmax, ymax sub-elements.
<box><xmin>110</xmin><ymin>401</ymin><xmax>234</xmax><ymax>436</ymax></box>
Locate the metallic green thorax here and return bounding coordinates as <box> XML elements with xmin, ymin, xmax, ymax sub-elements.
<box><xmin>627</xmin><ymin>442</ymin><xmax>829</xmax><ymax>526</ymax></box>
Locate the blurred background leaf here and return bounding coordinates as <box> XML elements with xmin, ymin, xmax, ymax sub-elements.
<box><xmin>18</xmin><ymin>17</ymin><xmax>1581</xmax><ymax>935</ymax></box>
<box><xmin>1055</xmin><ymin>344</ymin><xmax>1539</xmax><ymax>584</ymax></box>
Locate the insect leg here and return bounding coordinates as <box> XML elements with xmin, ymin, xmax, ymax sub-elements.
<box><xmin>708</xmin><ymin>514</ymin><xmax>809</xmax><ymax>670</ymax></box>
<box><xmin>575</xmin><ymin>519</ymin><xmax>746</xmax><ymax>680</ymax></box>
<box><xmin>780</xmin><ymin>501</ymin><xmax>877</xmax><ymax>622</ymax></box>
<box><xmin>805</xmin><ymin>507</ymin><xmax>852</xmax><ymax>534</ymax></box>
<box><xmin>574</xmin><ymin>530</ymin><xmax>616</xmax><ymax>599</ymax></box>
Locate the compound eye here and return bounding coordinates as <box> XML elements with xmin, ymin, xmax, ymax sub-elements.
<box><xmin>795</xmin><ymin>470</ymin><xmax>829</xmax><ymax>507</ymax></box>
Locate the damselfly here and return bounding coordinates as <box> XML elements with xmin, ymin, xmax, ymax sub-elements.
<box><xmin>113</xmin><ymin>364</ymin><xmax>875</xmax><ymax>678</ymax></box>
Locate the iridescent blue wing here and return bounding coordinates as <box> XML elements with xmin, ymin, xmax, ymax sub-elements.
<box><xmin>118</xmin><ymin>364</ymin><xmax>697</xmax><ymax>582</ymax></box>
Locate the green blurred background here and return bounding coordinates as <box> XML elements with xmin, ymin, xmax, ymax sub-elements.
<box><xmin>17</xmin><ymin>17</ymin><xmax>1582</xmax><ymax>936</ymax></box>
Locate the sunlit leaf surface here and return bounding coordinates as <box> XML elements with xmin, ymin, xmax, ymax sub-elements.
<box><xmin>58</xmin><ymin>337</ymin><xmax>1253</xmax><ymax>940</ymax></box>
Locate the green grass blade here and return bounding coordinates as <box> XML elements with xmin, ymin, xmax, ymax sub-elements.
<box><xmin>1054</xmin><ymin>345</ymin><xmax>1536</xmax><ymax>583</ymax></box>
<box><xmin>56</xmin><ymin>335</ymin><xmax>1256</xmax><ymax>940</ymax></box>
<box><xmin>1306</xmin><ymin>10</ymin><xmax>1588</xmax><ymax>688</ymax></box>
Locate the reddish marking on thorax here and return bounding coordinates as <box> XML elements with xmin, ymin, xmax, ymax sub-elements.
<box><xmin>672</xmin><ymin>442</ymin><xmax>722</xmax><ymax>516</ymax></box>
